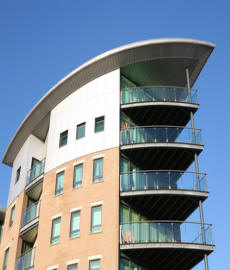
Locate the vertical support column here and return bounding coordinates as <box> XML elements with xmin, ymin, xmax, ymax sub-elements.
<box><xmin>186</xmin><ymin>67</ymin><xmax>209</xmax><ymax>270</ymax></box>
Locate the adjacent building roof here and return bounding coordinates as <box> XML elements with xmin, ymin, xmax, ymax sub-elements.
<box><xmin>2</xmin><ymin>38</ymin><xmax>215</xmax><ymax>167</ymax></box>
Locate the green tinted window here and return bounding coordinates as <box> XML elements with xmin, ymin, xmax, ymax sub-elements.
<box><xmin>91</xmin><ymin>206</ymin><xmax>102</xmax><ymax>233</ymax></box>
<box><xmin>93</xmin><ymin>158</ymin><xmax>103</xmax><ymax>183</ymax></box>
<box><xmin>76</xmin><ymin>122</ymin><xmax>85</xmax><ymax>139</ymax></box>
<box><xmin>59</xmin><ymin>130</ymin><xmax>68</xmax><ymax>147</ymax></box>
<box><xmin>51</xmin><ymin>217</ymin><xmax>61</xmax><ymax>244</ymax></box>
<box><xmin>95</xmin><ymin>116</ymin><xmax>104</xmax><ymax>133</ymax></box>
<box><xmin>55</xmin><ymin>171</ymin><xmax>64</xmax><ymax>195</ymax></box>
<box><xmin>70</xmin><ymin>211</ymin><xmax>80</xmax><ymax>238</ymax></box>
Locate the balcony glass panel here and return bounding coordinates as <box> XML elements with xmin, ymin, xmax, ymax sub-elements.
<box><xmin>121</xmin><ymin>87</ymin><xmax>197</xmax><ymax>104</ymax></box>
<box><xmin>121</xmin><ymin>126</ymin><xmax>202</xmax><ymax>145</ymax></box>
<box><xmin>120</xmin><ymin>221</ymin><xmax>213</xmax><ymax>245</ymax></box>
<box><xmin>21</xmin><ymin>201</ymin><xmax>40</xmax><ymax>228</ymax></box>
<box><xmin>15</xmin><ymin>248</ymin><xmax>35</xmax><ymax>270</ymax></box>
<box><xmin>26</xmin><ymin>158</ymin><xmax>45</xmax><ymax>185</ymax></box>
<box><xmin>120</xmin><ymin>171</ymin><xmax>207</xmax><ymax>192</ymax></box>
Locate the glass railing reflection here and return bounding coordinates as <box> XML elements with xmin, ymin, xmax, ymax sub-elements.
<box><xmin>21</xmin><ymin>201</ymin><xmax>40</xmax><ymax>228</ymax></box>
<box><xmin>26</xmin><ymin>158</ymin><xmax>45</xmax><ymax>185</ymax></box>
<box><xmin>15</xmin><ymin>248</ymin><xmax>35</xmax><ymax>270</ymax></box>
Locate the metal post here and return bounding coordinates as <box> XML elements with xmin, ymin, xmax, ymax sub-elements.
<box><xmin>185</xmin><ymin>67</ymin><xmax>191</xmax><ymax>90</ymax></box>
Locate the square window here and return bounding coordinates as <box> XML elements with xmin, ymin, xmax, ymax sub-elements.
<box><xmin>91</xmin><ymin>206</ymin><xmax>102</xmax><ymax>233</ymax></box>
<box><xmin>95</xmin><ymin>116</ymin><xmax>104</xmax><ymax>133</ymax></box>
<box><xmin>59</xmin><ymin>130</ymin><xmax>68</xmax><ymax>147</ymax></box>
<box><xmin>9</xmin><ymin>205</ymin><xmax>15</xmax><ymax>227</ymax></box>
<box><xmin>76</xmin><ymin>122</ymin><xmax>86</xmax><ymax>139</ymax></box>
<box><xmin>93</xmin><ymin>159</ymin><xmax>103</xmax><ymax>183</ymax></box>
<box><xmin>51</xmin><ymin>217</ymin><xmax>61</xmax><ymax>245</ymax></box>
<box><xmin>70</xmin><ymin>211</ymin><xmax>80</xmax><ymax>238</ymax></box>
<box><xmin>55</xmin><ymin>171</ymin><xmax>64</xmax><ymax>196</ymax></box>
<box><xmin>89</xmin><ymin>260</ymin><xmax>100</xmax><ymax>270</ymax></box>
<box><xmin>15</xmin><ymin>166</ymin><xmax>21</xmax><ymax>184</ymax></box>
<box><xmin>68</xmin><ymin>264</ymin><xmax>78</xmax><ymax>270</ymax></box>
<box><xmin>73</xmin><ymin>164</ymin><xmax>83</xmax><ymax>189</ymax></box>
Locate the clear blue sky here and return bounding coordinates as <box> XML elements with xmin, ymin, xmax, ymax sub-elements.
<box><xmin>0</xmin><ymin>0</ymin><xmax>228</xmax><ymax>268</ymax></box>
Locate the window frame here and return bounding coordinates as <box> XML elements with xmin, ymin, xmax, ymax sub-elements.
<box><xmin>91</xmin><ymin>205</ymin><xmax>102</xmax><ymax>233</ymax></box>
<box><xmin>93</xmin><ymin>158</ymin><xmax>103</xmax><ymax>183</ymax></box>
<box><xmin>9</xmin><ymin>205</ymin><xmax>15</xmax><ymax>227</ymax></box>
<box><xmin>55</xmin><ymin>171</ymin><xmax>64</xmax><ymax>196</ymax></box>
<box><xmin>15</xmin><ymin>166</ymin><xmax>21</xmax><ymax>184</ymax></box>
<box><xmin>73</xmin><ymin>164</ymin><xmax>83</xmax><ymax>189</ymax></box>
<box><xmin>89</xmin><ymin>259</ymin><xmax>100</xmax><ymax>270</ymax></box>
<box><xmin>76</xmin><ymin>122</ymin><xmax>86</xmax><ymax>140</ymax></box>
<box><xmin>59</xmin><ymin>130</ymin><xmax>68</xmax><ymax>147</ymax></box>
<box><xmin>94</xmin><ymin>116</ymin><xmax>104</xmax><ymax>133</ymax></box>
<box><xmin>50</xmin><ymin>216</ymin><xmax>61</xmax><ymax>245</ymax></box>
<box><xmin>70</xmin><ymin>210</ymin><xmax>81</xmax><ymax>239</ymax></box>
<box><xmin>67</xmin><ymin>264</ymin><xmax>78</xmax><ymax>270</ymax></box>
<box><xmin>3</xmin><ymin>248</ymin><xmax>9</xmax><ymax>270</ymax></box>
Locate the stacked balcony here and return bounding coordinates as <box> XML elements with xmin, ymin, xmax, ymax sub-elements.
<box><xmin>15</xmin><ymin>248</ymin><xmax>35</xmax><ymax>270</ymax></box>
<box><xmin>119</xmin><ymin>74</ymin><xmax>214</xmax><ymax>270</ymax></box>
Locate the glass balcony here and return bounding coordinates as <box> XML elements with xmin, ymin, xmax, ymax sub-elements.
<box><xmin>21</xmin><ymin>201</ymin><xmax>40</xmax><ymax>228</ymax></box>
<box><xmin>121</xmin><ymin>126</ymin><xmax>202</xmax><ymax>145</ymax></box>
<box><xmin>120</xmin><ymin>171</ymin><xmax>207</xmax><ymax>192</ymax></box>
<box><xmin>121</xmin><ymin>86</ymin><xmax>198</xmax><ymax>105</ymax></box>
<box><xmin>26</xmin><ymin>158</ymin><xmax>45</xmax><ymax>186</ymax></box>
<box><xmin>15</xmin><ymin>248</ymin><xmax>35</xmax><ymax>270</ymax></box>
<box><xmin>120</xmin><ymin>221</ymin><xmax>213</xmax><ymax>246</ymax></box>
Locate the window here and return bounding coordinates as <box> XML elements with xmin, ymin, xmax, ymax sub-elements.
<box><xmin>93</xmin><ymin>159</ymin><xmax>103</xmax><ymax>183</ymax></box>
<box><xmin>59</xmin><ymin>130</ymin><xmax>68</xmax><ymax>147</ymax></box>
<box><xmin>73</xmin><ymin>164</ymin><xmax>83</xmax><ymax>188</ymax></box>
<box><xmin>9</xmin><ymin>205</ymin><xmax>15</xmax><ymax>226</ymax></box>
<box><xmin>15</xmin><ymin>166</ymin><xmax>21</xmax><ymax>183</ymax></box>
<box><xmin>70</xmin><ymin>211</ymin><xmax>80</xmax><ymax>238</ymax></box>
<box><xmin>55</xmin><ymin>171</ymin><xmax>64</xmax><ymax>196</ymax></box>
<box><xmin>76</xmin><ymin>122</ymin><xmax>85</xmax><ymax>139</ymax></box>
<box><xmin>51</xmin><ymin>217</ymin><xmax>61</xmax><ymax>245</ymax></box>
<box><xmin>95</xmin><ymin>116</ymin><xmax>104</xmax><ymax>133</ymax></box>
<box><xmin>91</xmin><ymin>206</ymin><xmax>102</xmax><ymax>233</ymax></box>
<box><xmin>89</xmin><ymin>260</ymin><xmax>100</xmax><ymax>270</ymax></box>
<box><xmin>67</xmin><ymin>264</ymin><xmax>78</xmax><ymax>270</ymax></box>
<box><xmin>3</xmin><ymin>248</ymin><xmax>9</xmax><ymax>270</ymax></box>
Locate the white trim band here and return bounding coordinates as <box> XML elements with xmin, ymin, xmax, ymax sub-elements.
<box><xmin>90</xmin><ymin>201</ymin><xmax>104</xmax><ymax>207</ymax></box>
<box><xmin>70</xmin><ymin>206</ymin><xmax>82</xmax><ymax>213</ymax></box>
<box><xmin>88</xmin><ymin>254</ymin><xmax>102</xmax><ymax>261</ymax></box>
<box><xmin>51</xmin><ymin>213</ymin><xmax>62</xmax><ymax>220</ymax></box>
<box><xmin>92</xmin><ymin>154</ymin><xmax>105</xmax><ymax>160</ymax></box>
<box><xmin>56</xmin><ymin>167</ymin><xmax>66</xmax><ymax>174</ymax></box>
<box><xmin>66</xmin><ymin>259</ymin><xmax>80</xmax><ymax>265</ymax></box>
<box><xmin>73</xmin><ymin>160</ymin><xmax>85</xmax><ymax>166</ymax></box>
<box><xmin>47</xmin><ymin>264</ymin><xmax>59</xmax><ymax>270</ymax></box>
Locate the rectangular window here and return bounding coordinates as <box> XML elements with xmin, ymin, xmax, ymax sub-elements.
<box><xmin>73</xmin><ymin>164</ymin><xmax>83</xmax><ymax>188</ymax></box>
<box><xmin>91</xmin><ymin>206</ymin><xmax>102</xmax><ymax>233</ymax></box>
<box><xmin>51</xmin><ymin>217</ymin><xmax>61</xmax><ymax>245</ymax></box>
<box><xmin>76</xmin><ymin>122</ymin><xmax>86</xmax><ymax>139</ymax></box>
<box><xmin>59</xmin><ymin>130</ymin><xmax>68</xmax><ymax>147</ymax></box>
<box><xmin>15</xmin><ymin>166</ymin><xmax>21</xmax><ymax>183</ymax></box>
<box><xmin>55</xmin><ymin>171</ymin><xmax>64</xmax><ymax>196</ymax></box>
<box><xmin>70</xmin><ymin>211</ymin><xmax>80</xmax><ymax>238</ymax></box>
<box><xmin>9</xmin><ymin>205</ymin><xmax>15</xmax><ymax>226</ymax></box>
<box><xmin>3</xmin><ymin>248</ymin><xmax>9</xmax><ymax>270</ymax></box>
<box><xmin>93</xmin><ymin>159</ymin><xmax>103</xmax><ymax>183</ymax></box>
<box><xmin>68</xmin><ymin>264</ymin><xmax>78</xmax><ymax>270</ymax></box>
<box><xmin>95</xmin><ymin>116</ymin><xmax>104</xmax><ymax>133</ymax></box>
<box><xmin>89</xmin><ymin>260</ymin><xmax>100</xmax><ymax>270</ymax></box>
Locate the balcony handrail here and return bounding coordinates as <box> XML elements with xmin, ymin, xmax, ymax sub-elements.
<box><xmin>26</xmin><ymin>158</ymin><xmax>46</xmax><ymax>185</ymax></box>
<box><xmin>120</xmin><ymin>220</ymin><xmax>212</xmax><ymax>226</ymax></box>
<box><xmin>21</xmin><ymin>201</ymin><xmax>40</xmax><ymax>228</ymax></box>
<box><xmin>121</xmin><ymin>125</ymin><xmax>201</xmax><ymax>131</ymax></box>
<box><xmin>120</xmin><ymin>170</ymin><xmax>206</xmax><ymax>176</ymax></box>
<box><xmin>121</xmin><ymin>85</ymin><xmax>197</xmax><ymax>92</ymax></box>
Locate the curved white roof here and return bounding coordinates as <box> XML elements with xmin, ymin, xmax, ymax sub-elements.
<box><xmin>2</xmin><ymin>38</ymin><xmax>215</xmax><ymax>166</ymax></box>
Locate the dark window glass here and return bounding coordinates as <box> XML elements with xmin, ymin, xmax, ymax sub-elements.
<box><xmin>73</xmin><ymin>164</ymin><xmax>83</xmax><ymax>188</ymax></box>
<box><xmin>76</xmin><ymin>122</ymin><xmax>86</xmax><ymax>139</ymax></box>
<box><xmin>59</xmin><ymin>130</ymin><xmax>68</xmax><ymax>147</ymax></box>
<box><xmin>93</xmin><ymin>159</ymin><xmax>103</xmax><ymax>183</ymax></box>
<box><xmin>51</xmin><ymin>217</ymin><xmax>61</xmax><ymax>244</ymax></box>
<box><xmin>3</xmin><ymin>248</ymin><xmax>9</xmax><ymax>270</ymax></box>
<box><xmin>68</xmin><ymin>264</ymin><xmax>78</xmax><ymax>270</ymax></box>
<box><xmin>15</xmin><ymin>167</ymin><xmax>21</xmax><ymax>183</ymax></box>
<box><xmin>55</xmin><ymin>171</ymin><xmax>64</xmax><ymax>195</ymax></box>
<box><xmin>9</xmin><ymin>205</ymin><xmax>15</xmax><ymax>226</ymax></box>
<box><xmin>95</xmin><ymin>116</ymin><xmax>104</xmax><ymax>133</ymax></box>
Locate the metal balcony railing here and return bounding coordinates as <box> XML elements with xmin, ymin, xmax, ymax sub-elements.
<box><xmin>15</xmin><ymin>248</ymin><xmax>35</xmax><ymax>270</ymax></box>
<box><xmin>120</xmin><ymin>170</ymin><xmax>207</xmax><ymax>192</ymax></box>
<box><xmin>120</xmin><ymin>221</ymin><xmax>213</xmax><ymax>246</ymax></box>
<box><xmin>21</xmin><ymin>201</ymin><xmax>40</xmax><ymax>228</ymax></box>
<box><xmin>121</xmin><ymin>86</ymin><xmax>198</xmax><ymax>105</ymax></box>
<box><xmin>121</xmin><ymin>126</ymin><xmax>202</xmax><ymax>145</ymax></box>
<box><xmin>26</xmin><ymin>158</ymin><xmax>45</xmax><ymax>186</ymax></box>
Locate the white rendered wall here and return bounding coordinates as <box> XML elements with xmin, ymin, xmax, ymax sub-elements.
<box><xmin>45</xmin><ymin>69</ymin><xmax>120</xmax><ymax>173</ymax></box>
<box><xmin>7</xmin><ymin>135</ymin><xmax>46</xmax><ymax>206</ymax></box>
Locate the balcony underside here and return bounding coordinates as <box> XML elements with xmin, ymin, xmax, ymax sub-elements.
<box><xmin>120</xmin><ymin>144</ymin><xmax>203</xmax><ymax>170</ymax></box>
<box><xmin>121</xmin><ymin>103</ymin><xmax>198</xmax><ymax>126</ymax></box>
<box><xmin>20</xmin><ymin>219</ymin><xmax>38</xmax><ymax>243</ymax></box>
<box><xmin>25</xmin><ymin>176</ymin><xmax>43</xmax><ymax>201</ymax></box>
<box><xmin>120</xmin><ymin>191</ymin><xmax>208</xmax><ymax>220</ymax></box>
<box><xmin>120</xmin><ymin>243</ymin><xmax>214</xmax><ymax>270</ymax></box>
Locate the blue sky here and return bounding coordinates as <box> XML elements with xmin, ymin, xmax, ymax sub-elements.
<box><xmin>0</xmin><ymin>0</ymin><xmax>229</xmax><ymax>268</ymax></box>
